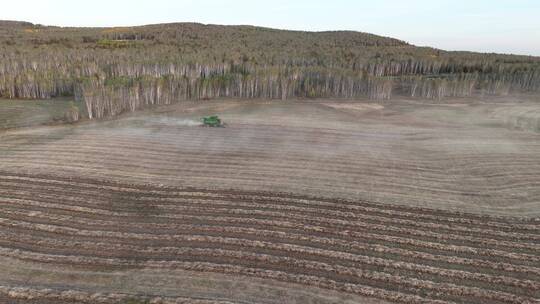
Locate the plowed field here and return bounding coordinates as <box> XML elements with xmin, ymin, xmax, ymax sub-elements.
<box><xmin>0</xmin><ymin>98</ymin><xmax>539</xmax><ymax>303</ymax></box>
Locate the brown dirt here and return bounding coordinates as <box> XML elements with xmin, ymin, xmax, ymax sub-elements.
<box><xmin>1</xmin><ymin>99</ymin><xmax>539</xmax><ymax>216</ymax></box>
<box><xmin>0</xmin><ymin>172</ymin><xmax>538</xmax><ymax>303</ymax></box>
<box><xmin>0</xmin><ymin>98</ymin><xmax>539</xmax><ymax>303</ymax></box>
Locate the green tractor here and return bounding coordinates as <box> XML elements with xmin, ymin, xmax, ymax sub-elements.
<box><xmin>201</xmin><ymin>115</ymin><xmax>225</xmax><ymax>127</ymax></box>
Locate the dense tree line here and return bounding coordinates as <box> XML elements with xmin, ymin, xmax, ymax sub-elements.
<box><xmin>1</xmin><ymin>21</ymin><xmax>539</xmax><ymax>118</ymax></box>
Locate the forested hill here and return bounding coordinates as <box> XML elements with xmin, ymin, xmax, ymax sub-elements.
<box><xmin>1</xmin><ymin>21</ymin><xmax>539</xmax><ymax>119</ymax></box>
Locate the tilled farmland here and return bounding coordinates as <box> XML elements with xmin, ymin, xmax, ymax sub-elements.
<box><xmin>0</xmin><ymin>171</ymin><xmax>539</xmax><ymax>303</ymax></box>
<box><xmin>0</xmin><ymin>99</ymin><xmax>539</xmax><ymax>303</ymax></box>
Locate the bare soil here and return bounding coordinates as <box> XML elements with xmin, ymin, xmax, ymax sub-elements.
<box><xmin>0</xmin><ymin>98</ymin><xmax>86</xmax><ymax>130</ymax></box>
<box><xmin>1</xmin><ymin>98</ymin><xmax>539</xmax><ymax>216</ymax></box>
<box><xmin>0</xmin><ymin>97</ymin><xmax>539</xmax><ymax>303</ymax></box>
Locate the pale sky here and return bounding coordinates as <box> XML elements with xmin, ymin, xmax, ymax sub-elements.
<box><xmin>1</xmin><ymin>0</ymin><xmax>539</xmax><ymax>56</ymax></box>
